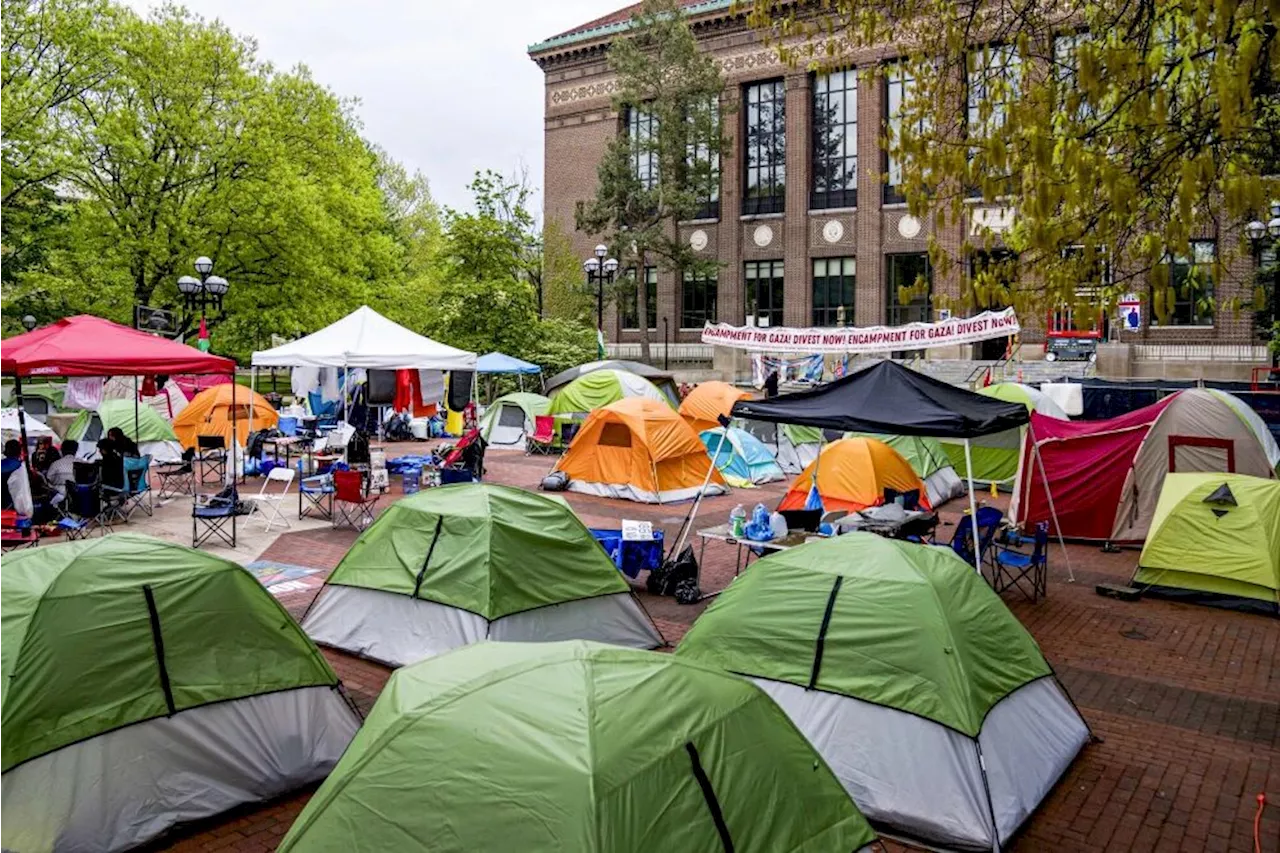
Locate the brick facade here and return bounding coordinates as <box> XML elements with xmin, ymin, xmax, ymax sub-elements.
<box><xmin>530</xmin><ymin>5</ymin><xmax>1259</xmax><ymax>356</ymax></box>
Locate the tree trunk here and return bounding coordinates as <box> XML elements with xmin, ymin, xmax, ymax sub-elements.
<box><xmin>637</xmin><ymin>249</ymin><xmax>653</xmax><ymax>364</ymax></box>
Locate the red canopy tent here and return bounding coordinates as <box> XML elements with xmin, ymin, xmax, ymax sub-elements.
<box><xmin>1012</xmin><ymin>395</ymin><xmax>1177</xmax><ymax>541</ymax></box>
<box><xmin>2</xmin><ymin>315</ymin><xmax>236</xmax><ymax>467</ymax></box>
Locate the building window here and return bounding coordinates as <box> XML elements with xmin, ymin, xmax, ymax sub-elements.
<box><xmin>812</xmin><ymin>257</ymin><xmax>856</xmax><ymax>326</ymax></box>
<box><xmin>682</xmin><ymin>269</ymin><xmax>718</xmax><ymax>328</ymax></box>
<box><xmin>745</xmin><ymin>260</ymin><xmax>785</xmax><ymax>327</ymax></box>
<box><xmin>886</xmin><ymin>253</ymin><xmax>931</xmax><ymax>325</ymax></box>
<box><xmin>966</xmin><ymin>44</ymin><xmax>1021</xmax><ymax>198</ymax></box>
<box><xmin>812</xmin><ymin>70</ymin><xmax>857</xmax><ymax>210</ymax></box>
<box><xmin>687</xmin><ymin>98</ymin><xmax>720</xmax><ymax>219</ymax></box>
<box><xmin>744</xmin><ymin>80</ymin><xmax>786</xmax><ymax>215</ymax></box>
<box><xmin>1053</xmin><ymin>33</ymin><xmax>1093</xmax><ymax>123</ymax></box>
<box><xmin>884</xmin><ymin>62</ymin><xmax>920</xmax><ymax>205</ymax></box>
<box><xmin>620</xmin><ymin>266</ymin><xmax>658</xmax><ymax>330</ymax></box>
<box><xmin>626</xmin><ymin>107</ymin><xmax>658</xmax><ymax>190</ymax></box>
<box><xmin>1151</xmin><ymin>241</ymin><xmax>1215</xmax><ymax>326</ymax></box>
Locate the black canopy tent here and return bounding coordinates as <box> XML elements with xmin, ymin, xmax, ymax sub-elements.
<box><xmin>732</xmin><ymin>360</ymin><xmax>1065</xmax><ymax>575</ymax></box>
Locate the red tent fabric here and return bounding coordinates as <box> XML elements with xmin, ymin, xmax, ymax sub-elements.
<box><xmin>1015</xmin><ymin>394</ymin><xmax>1178</xmax><ymax>540</ymax></box>
<box><xmin>1</xmin><ymin>315</ymin><xmax>234</xmax><ymax>377</ymax></box>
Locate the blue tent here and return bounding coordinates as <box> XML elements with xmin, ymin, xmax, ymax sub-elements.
<box><xmin>476</xmin><ymin>352</ymin><xmax>541</xmax><ymax>375</ymax></box>
<box><xmin>701</xmin><ymin>427</ymin><xmax>785</xmax><ymax>488</ymax></box>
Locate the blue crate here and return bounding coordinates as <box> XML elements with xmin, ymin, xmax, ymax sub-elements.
<box><xmin>589</xmin><ymin>528</ymin><xmax>665</xmax><ymax>578</ymax></box>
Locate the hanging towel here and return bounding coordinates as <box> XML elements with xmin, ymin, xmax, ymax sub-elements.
<box><xmin>64</xmin><ymin>377</ymin><xmax>104</xmax><ymax>409</ymax></box>
<box><xmin>418</xmin><ymin>370</ymin><xmax>445</xmax><ymax>405</ymax></box>
<box><xmin>319</xmin><ymin>368</ymin><xmax>340</xmax><ymax>403</ymax></box>
<box><xmin>291</xmin><ymin>366</ymin><xmax>321</xmax><ymax>398</ymax></box>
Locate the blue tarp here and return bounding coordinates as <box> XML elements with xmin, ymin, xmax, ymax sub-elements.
<box><xmin>476</xmin><ymin>352</ymin><xmax>541</xmax><ymax>374</ymax></box>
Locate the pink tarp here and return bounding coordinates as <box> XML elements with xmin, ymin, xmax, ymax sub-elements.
<box><xmin>1016</xmin><ymin>395</ymin><xmax>1178</xmax><ymax>540</ymax></box>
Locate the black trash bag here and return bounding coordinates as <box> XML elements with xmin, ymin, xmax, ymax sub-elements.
<box><xmin>346</xmin><ymin>430</ymin><xmax>371</xmax><ymax>465</ymax></box>
<box><xmin>648</xmin><ymin>545</ymin><xmax>699</xmax><ymax>600</ymax></box>
<box><xmin>541</xmin><ymin>471</ymin><xmax>569</xmax><ymax>492</ymax></box>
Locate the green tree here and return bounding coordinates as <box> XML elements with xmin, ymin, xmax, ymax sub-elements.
<box><xmin>577</xmin><ymin>0</ymin><xmax>728</xmax><ymax>362</ymax></box>
<box><xmin>748</xmin><ymin>0</ymin><xmax>1279</xmax><ymax>328</ymax></box>
<box><xmin>540</xmin><ymin>218</ymin><xmax>594</xmax><ymax>323</ymax></box>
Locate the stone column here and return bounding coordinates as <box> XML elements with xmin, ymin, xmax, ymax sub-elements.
<box><xmin>717</xmin><ymin>87</ymin><xmax>743</xmax><ymax>325</ymax></box>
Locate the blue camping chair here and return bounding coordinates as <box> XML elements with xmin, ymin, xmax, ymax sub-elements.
<box><xmin>949</xmin><ymin>506</ymin><xmax>1003</xmax><ymax>569</ymax></box>
<box><xmin>992</xmin><ymin>521</ymin><xmax>1050</xmax><ymax>602</ymax></box>
<box><xmin>102</xmin><ymin>455</ymin><xmax>152</xmax><ymax>521</ymax></box>
<box><xmin>192</xmin><ymin>490</ymin><xmax>237</xmax><ymax>549</ymax></box>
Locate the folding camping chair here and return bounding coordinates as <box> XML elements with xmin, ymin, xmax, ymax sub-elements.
<box><xmin>196</xmin><ymin>435</ymin><xmax>227</xmax><ymax>483</ymax></box>
<box><xmin>242</xmin><ymin>466</ymin><xmax>295</xmax><ymax>532</ymax></box>
<box><xmin>991</xmin><ymin>521</ymin><xmax>1050</xmax><ymax>602</ymax></box>
<box><xmin>949</xmin><ymin>506</ymin><xmax>1003</xmax><ymax>569</ymax></box>
<box><xmin>526</xmin><ymin>415</ymin><xmax>555</xmax><ymax>455</ymax></box>
<box><xmin>1</xmin><ymin>510</ymin><xmax>39</xmax><ymax>552</ymax></box>
<box><xmin>59</xmin><ymin>465</ymin><xmax>114</xmax><ymax>537</ymax></box>
<box><xmin>101</xmin><ymin>455</ymin><xmax>152</xmax><ymax>520</ymax></box>
<box><xmin>332</xmin><ymin>469</ymin><xmax>379</xmax><ymax>530</ymax></box>
<box><xmin>154</xmin><ymin>448</ymin><xmax>196</xmax><ymax>499</ymax></box>
<box><xmin>192</xmin><ymin>490</ymin><xmax>237</xmax><ymax>549</ymax></box>
<box><xmin>299</xmin><ymin>473</ymin><xmax>335</xmax><ymax>520</ymax></box>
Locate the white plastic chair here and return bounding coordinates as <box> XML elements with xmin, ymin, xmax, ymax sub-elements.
<box><xmin>243</xmin><ymin>466</ymin><xmax>295</xmax><ymax>532</ymax></box>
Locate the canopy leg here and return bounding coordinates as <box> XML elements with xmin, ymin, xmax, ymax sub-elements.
<box><xmin>1028</xmin><ymin>423</ymin><xmax>1075</xmax><ymax>582</ymax></box>
<box><xmin>133</xmin><ymin>376</ymin><xmax>140</xmax><ymax>442</ymax></box>
<box><xmin>14</xmin><ymin>374</ymin><xmax>29</xmax><ymax>460</ymax></box>
<box><xmin>230</xmin><ymin>371</ymin><xmax>238</xmax><ymax>488</ymax></box>
<box><xmin>964</xmin><ymin>439</ymin><xmax>982</xmax><ymax>575</ymax></box>
<box><xmin>249</xmin><ymin>366</ymin><xmax>257</xmax><ymax>435</ymax></box>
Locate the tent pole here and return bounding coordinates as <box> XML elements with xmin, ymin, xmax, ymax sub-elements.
<box><xmin>230</xmin><ymin>371</ymin><xmax>237</xmax><ymax>488</ymax></box>
<box><xmin>133</xmin><ymin>376</ymin><xmax>140</xmax><ymax>442</ymax></box>
<box><xmin>1028</xmin><ymin>422</ymin><xmax>1075</xmax><ymax>582</ymax></box>
<box><xmin>963</xmin><ymin>439</ymin><xmax>982</xmax><ymax>575</ymax></box>
<box><xmin>668</xmin><ymin>426</ymin><xmax>730</xmax><ymax>561</ymax></box>
<box><xmin>249</xmin><ymin>366</ymin><xmax>256</xmax><ymax>435</ymax></box>
<box><xmin>14</xmin><ymin>374</ymin><xmax>29</xmax><ymax>460</ymax></box>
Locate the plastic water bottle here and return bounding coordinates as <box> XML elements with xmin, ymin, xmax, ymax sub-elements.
<box><xmin>730</xmin><ymin>504</ymin><xmax>746</xmax><ymax>537</ymax></box>
<box><xmin>769</xmin><ymin>510</ymin><xmax>788</xmax><ymax>539</ymax></box>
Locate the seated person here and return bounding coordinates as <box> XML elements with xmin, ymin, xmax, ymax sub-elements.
<box><xmin>105</xmin><ymin>427</ymin><xmax>140</xmax><ymax>458</ymax></box>
<box><xmin>1</xmin><ymin>439</ymin><xmax>23</xmax><ymax>509</ymax></box>
<box><xmin>97</xmin><ymin>436</ymin><xmax>125</xmax><ymax>490</ymax></box>
<box><xmin>31</xmin><ymin>437</ymin><xmax>59</xmax><ymax>473</ymax></box>
<box><xmin>46</xmin><ymin>440</ymin><xmax>80</xmax><ymax>505</ymax></box>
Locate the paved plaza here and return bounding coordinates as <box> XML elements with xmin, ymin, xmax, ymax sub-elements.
<box><xmin>139</xmin><ymin>443</ymin><xmax>1279</xmax><ymax>853</ymax></box>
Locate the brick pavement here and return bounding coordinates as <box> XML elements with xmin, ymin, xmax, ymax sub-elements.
<box><xmin>150</xmin><ymin>444</ymin><xmax>1280</xmax><ymax>853</ymax></box>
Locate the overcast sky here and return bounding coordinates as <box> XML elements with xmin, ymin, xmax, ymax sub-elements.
<box><xmin>124</xmin><ymin>0</ymin><xmax>617</xmax><ymax>214</ymax></box>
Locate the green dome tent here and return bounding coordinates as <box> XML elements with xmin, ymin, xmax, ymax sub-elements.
<box><xmin>277</xmin><ymin>641</ymin><xmax>878</xmax><ymax>853</ymax></box>
<box><xmin>845</xmin><ymin>431</ymin><xmax>967</xmax><ymax>505</ymax></box>
<box><xmin>65</xmin><ymin>398</ymin><xmax>185</xmax><ymax>462</ymax></box>
<box><xmin>1133</xmin><ymin>473</ymin><xmax>1280</xmax><ymax>615</ymax></box>
<box><xmin>1</xmin><ymin>534</ymin><xmax>360</xmax><ymax>853</ymax></box>
<box><xmin>479</xmin><ymin>391</ymin><xmax>549</xmax><ymax>448</ymax></box>
<box><xmin>941</xmin><ymin>382</ymin><xmax>1068</xmax><ymax>487</ymax></box>
<box><xmin>548</xmin><ymin>369</ymin><xmax>672</xmax><ymax>422</ymax></box>
<box><xmin>301</xmin><ymin>484</ymin><xmax>663</xmax><ymax>666</ymax></box>
<box><xmin>677</xmin><ymin>533</ymin><xmax>1090</xmax><ymax>852</ymax></box>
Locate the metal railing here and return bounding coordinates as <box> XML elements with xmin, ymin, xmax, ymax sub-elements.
<box><xmin>1133</xmin><ymin>344</ymin><xmax>1267</xmax><ymax>362</ymax></box>
<box><xmin>606</xmin><ymin>342</ymin><xmax>713</xmax><ymax>365</ymax></box>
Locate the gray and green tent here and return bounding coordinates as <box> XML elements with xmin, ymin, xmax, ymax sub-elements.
<box><xmin>677</xmin><ymin>533</ymin><xmax>1090</xmax><ymax>852</ymax></box>
<box><xmin>65</xmin><ymin>399</ymin><xmax>185</xmax><ymax>462</ymax></box>
<box><xmin>277</xmin><ymin>641</ymin><xmax>878</xmax><ymax>853</ymax></box>
<box><xmin>1</xmin><ymin>534</ymin><xmax>360</xmax><ymax>853</ymax></box>
<box><xmin>479</xmin><ymin>391</ymin><xmax>550</xmax><ymax>447</ymax></box>
<box><xmin>739</xmin><ymin>419</ymin><xmax>824</xmax><ymax>474</ymax></box>
<box><xmin>301</xmin><ymin>484</ymin><xmax>663</xmax><ymax>666</ymax></box>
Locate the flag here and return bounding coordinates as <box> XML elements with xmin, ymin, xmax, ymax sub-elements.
<box><xmin>196</xmin><ymin>317</ymin><xmax>210</xmax><ymax>352</ymax></box>
<box><xmin>596</xmin><ymin>328</ymin><xmax>606</xmax><ymax>360</ymax></box>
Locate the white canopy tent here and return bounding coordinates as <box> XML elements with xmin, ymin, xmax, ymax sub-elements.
<box><xmin>250</xmin><ymin>306</ymin><xmax>476</xmax><ymax>427</ymax></box>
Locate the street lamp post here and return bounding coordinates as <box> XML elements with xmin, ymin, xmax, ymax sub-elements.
<box><xmin>582</xmin><ymin>244</ymin><xmax>619</xmax><ymax>352</ymax></box>
<box><xmin>1245</xmin><ymin>200</ymin><xmax>1280</xmax><ymax>368</ymax></box>
<box><xmin>176</xmin><ymin>256</ymin><xmax>230</xmax><ymax>351</ymax></box>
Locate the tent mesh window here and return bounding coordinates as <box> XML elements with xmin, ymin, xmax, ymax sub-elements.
<box><xmin>599</xmin><ymin>423</ymin><xmax>634</xmax><ymax>448</ymax></box>
<box><xmin>497</xmin><ymin>405</ymin><xmax>526</xmax><ymax>428</ymax></box>
<box><xmin>84</xmin><ymin>415</ymin><xmax>104</xmax><ymax>441</ymax></box>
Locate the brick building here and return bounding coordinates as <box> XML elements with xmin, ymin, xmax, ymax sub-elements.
<box><xmin>528</xmin><ymin>1</ymin><xmax>1267</xmax><ymax>372</ymax></box>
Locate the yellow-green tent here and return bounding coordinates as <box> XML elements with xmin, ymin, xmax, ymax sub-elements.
<box><xmin>1133</xmin><ymin>473</ymin><xmax>1280</xmax><ymax>616</ymax></box>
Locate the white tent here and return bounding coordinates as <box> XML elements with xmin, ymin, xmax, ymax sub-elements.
<box><xmin>1</xmin><ymin>408</ymin><xmax>55</xmax><ymax>443</ymax></box>
<box><xmin>251</xmin><ymin>306</ymin><xmax>476</xmax><ymax>370</ymax></box>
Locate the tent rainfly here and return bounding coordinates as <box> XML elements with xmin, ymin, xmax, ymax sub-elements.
<box><xmin>845</xmin><ymin>431</ymin><xmax>967</xmax><ymax>505</ymax></box>
<box><xmin>676</xmin><ymin>533</ymin><xmax>1091</xmax><ymax>852</ymax></box>
<box><xmin>544</xmin><ymin>359</ymin><xmax>677</xmax><ymax>400</ymax></box>
<box><xmin>276</xmin><ymin>641</ymin><xmax>879</xmax><ymax>853</ymax></box>
<box><xmin>733</xmin><ymin>360</ymin><xmax>1032</xmax><ymax>573</ymax></box>
<box><xmin>1132</xmin><ymin>473</ymin><xmax>1280</xmax><ymax>615</ymax></box>
<box><xmin>65</xmin><ymin>399</ymin><xmax>185</xmax><ymax>463</ymax></box>
<box><xmin>301</xmin><ymin>484</ymin><xmax>663</xmax><ymax>666</ymax></box>
<box><xmin>739</xmin><ymin>420</ymin><xmax>824</xmax><ymax>475</ymax></box>
<box><xmin>939</xmin><ymin>383</ymin><xmax>1069</xmax><ymax>487</ymax></box>
<box><xmin>679</xmin><ymin>381</ymin><xmax>753</xmax><ymax>433</ymax></box>
<box><xmin>1</xmin><ymin>534</ymin><xmax>360</xmax><ymax>853</ymax></box>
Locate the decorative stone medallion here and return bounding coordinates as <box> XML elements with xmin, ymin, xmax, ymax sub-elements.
<box><xmin>897</xmin><ymin>214</ymin><xmax>922</xmax><ymax>239</ymax></box>
<box><xmin>753</xmin><ymin>224</ymin><xmax>774</xmax><ymax>247</ymax></box>
<box><xmin>689</xmin><ymin>229</ymin><xmax>708</xmax><ymax>251</ymax></box>
<box><xmin>822</xmin><ymin>220</ymin><xmax>844</xmax><ymax>243</ymax></box>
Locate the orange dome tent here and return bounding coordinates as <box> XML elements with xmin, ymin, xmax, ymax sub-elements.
<box><xmin>554</xmin><ymin>398</ymin><xmax>729</xmax><ymax>503</ymax></box>
<box><xmin>778</xmin><ymin>437</ymin><xmax>931</xmax><ymax>513</ymax></box>
<box><xmin>678</xmin><ymin>381</ymin><xmax>753</xmax><ymax>433</ymax></box>
<box><xmin>172</xmin><ymin>383</ymin><xmax>278</xmax><ymax>450</ymax></box>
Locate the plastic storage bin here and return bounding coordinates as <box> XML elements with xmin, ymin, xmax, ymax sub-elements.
<box><xmin>589</xmin><ymin>528</ymin><xmax>665</xmax><ymax>578</ymax></box>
